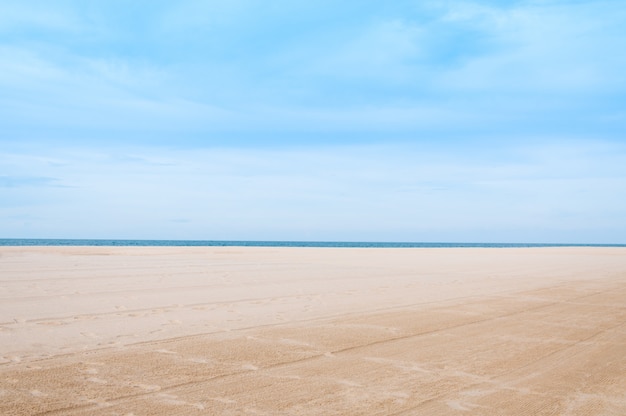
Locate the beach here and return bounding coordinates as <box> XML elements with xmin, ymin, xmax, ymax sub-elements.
<box><xmin>1</xmin><ymin>246</ymin><xmax>625</xmax><ymax>415</ymax></box>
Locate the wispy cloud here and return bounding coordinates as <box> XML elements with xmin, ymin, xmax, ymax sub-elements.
<box><xmin>0</xmin><ymin>175</ymin><xmax>59</xmax><ymax>188</ymax></box>
<box><xmin>2</xmin><ymin>140</ymin><xmax>625</xmax><ymax>241</ymax></box>
<box><xmin>437</xmin><ymin>1</ymin><xmax>626</xmax><ymax>92</ymax></box>
<box><xmin>2</xmin><ymin>1</ymin><xmax>624</xmax><ymax>140</ymax></box>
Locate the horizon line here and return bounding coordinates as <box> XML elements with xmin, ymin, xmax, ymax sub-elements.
<box><xmin>1</xmin><ymin>238</ymin><xmax>625</xmax><ymax>248</ymax></box>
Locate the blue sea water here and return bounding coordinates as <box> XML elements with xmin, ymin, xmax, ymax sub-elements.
<box><xmin>0</xmin><ymin>239</ymin><xmax>624</xmax><ymax>248</ymax></box>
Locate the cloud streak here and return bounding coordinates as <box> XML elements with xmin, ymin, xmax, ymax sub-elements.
<box><xmin>2</xmin><ymin>1</ymin><xmax>625</xmax><ymax>139</ymax></box>
<box><xmin>2</xmin><ymin>140</ymin><xmax>625</xmax><ymax>242</ymax></box>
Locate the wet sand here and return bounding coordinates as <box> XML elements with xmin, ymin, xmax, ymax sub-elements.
<box><xmin>1</xmin><ymin>246</ymin><xmax>625</xmax><ymax>415</ymax></box>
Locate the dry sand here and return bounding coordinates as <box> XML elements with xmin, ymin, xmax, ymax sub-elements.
<box><xmin>1</xmin><ymin>246</ymin><xmax>625</xmax><ymax>415</ymax></box>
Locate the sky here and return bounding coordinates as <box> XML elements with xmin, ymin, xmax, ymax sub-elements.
<box><xmin>1</xmin><ymin>0</ymin><xmax>626</xmax><ymax>243</ymax></box>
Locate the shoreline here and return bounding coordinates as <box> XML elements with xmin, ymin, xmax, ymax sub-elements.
<box><xmin>2</xmin><ymin>238</ymin><xmax>625</xmax><ymax>248</ymax></box>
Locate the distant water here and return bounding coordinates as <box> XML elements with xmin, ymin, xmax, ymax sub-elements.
<box><xmin>0</xmin><ymin>239</ymin><xmax>624</xmax><ymax>248</ymax></box>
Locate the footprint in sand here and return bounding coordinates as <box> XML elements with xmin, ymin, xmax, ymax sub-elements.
<box><xmin>274</xmin><ymin>374</ymin><xmax>301</xmax><ymax>380</ymax></box>
<box><xmin>133</xmin><ymin>383</ymin><xmax>160</xmax><ymax>392</ymax></box>
<box><xmin>446</xmin><ymin>400</ymin><xmax>479</xmax><ymax>411</ymax></box>
<box><xmin>81</xmin><ymin>368</ymin><xmax>99</xmax><ymax>375</ymax></box>
<box><xmin>335</xmin><ymin>379</ymin><xmax>362</xmax><ymax>387</ymax></box>
<box><xmin>188</xmin><ymin>358</ymin><xmax>213</xmax><ymax>364</ymax></box>
<box><xmin>155</xmin><ymin>349</ymin><xmax>177</xmax><ymax>355</ymax></box>
<box><xmin>73</xmin><ymin>315</ymin><xmax>96</xmax><ymax>321</ymax></box>
<box><xmin>87</xmin><ymin>377</ymin><xmax>108</xmax><ymax>384</ymax></box>
<box><xmin>85</xmin><ymin>399</ymin><xmax>113</xmax><ymax>408</ymax></box>
<box><xmin>157</xmin><ymin>393</ymin><xmax>187</xmax><ymax>405</ymax></box>
<box><xmin>211</xmin><ymin>397</ymin><xmax>237</xmax><ymax>404</ymax></box>
<box><xmin>83</xmin><ymin>361</ymin><xmax>105</xmax><ymax>367</ymax></box>
<box><xmin>37</xmin><ymin>320</ymin><xmax>67</xmax><ymax>326</ymax></box>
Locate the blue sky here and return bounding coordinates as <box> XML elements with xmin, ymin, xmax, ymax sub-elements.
<box><xmin>1</xmin><ymin>0</ymin><xmax>625</xmax><ymax>242</ymax></box>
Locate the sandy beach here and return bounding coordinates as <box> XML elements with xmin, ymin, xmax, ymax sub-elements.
<box><xmin>1</xmin><ymin>246</ymin><xmax>625</xmax><ymax>415</ymax></box>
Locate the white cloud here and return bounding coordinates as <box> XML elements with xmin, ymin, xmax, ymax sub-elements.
<box><xmin>0</xmin><ymin>45</ymin><xmax>236</xmax><ymax>133</ymax></box>
<box><xmin>2</xmin><ymin>140</ymin><xmax>625</xmax><ymax>242</ymax></box>
<box><xmin>438</xmin><ymin>1</ymin><xmax>626</xmax><ymax>92</ymax></box>
<box><xmin>2</xmin><ymin>1</ymin><xmax>624</xmax><ymax>138</ymax></box>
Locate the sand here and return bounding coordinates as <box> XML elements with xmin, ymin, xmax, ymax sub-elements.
<box><xmin>0</xmin><ymin>246</ymin><xmax>625</xmax><ymax>415</ymax></box>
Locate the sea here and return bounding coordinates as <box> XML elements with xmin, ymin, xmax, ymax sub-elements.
<box><xmin>0</xmin><ymin>239</ymin><xmax>624</xmax><ymax>248</ymax></box>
